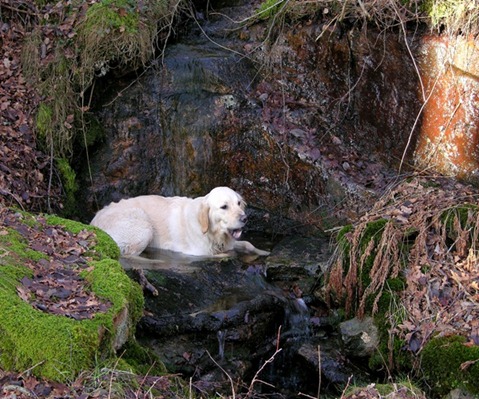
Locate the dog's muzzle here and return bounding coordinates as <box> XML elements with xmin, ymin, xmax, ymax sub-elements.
<box><xmin>229</xmin><ymin>214</ymin><xmax>247</xmax><ymax>239</ymax></box>
<box><xmin>229</xmin><ymin>229</ymin><xmax>243</xmax><ymax>239</ymax></box>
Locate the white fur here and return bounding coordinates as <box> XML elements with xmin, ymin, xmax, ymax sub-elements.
<box><xmin>91</xmin><ymin>187</ymin><xmax>270</xmax><ymax>257</ymax></box>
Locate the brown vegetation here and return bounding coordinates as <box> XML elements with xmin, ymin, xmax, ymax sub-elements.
<box><xmin>326</xmin><ymin>175</ymin><xmax>479</xmax><ymax>353</ymax></box>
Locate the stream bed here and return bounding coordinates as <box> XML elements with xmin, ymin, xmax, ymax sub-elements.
<box><xmin>122</xmin><ymin>234</ymin><xmax>372</xmax><ymax>397</ymax></box>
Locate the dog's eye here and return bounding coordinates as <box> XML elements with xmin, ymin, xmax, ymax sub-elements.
<box><xmin>221</xmin><ymin>205</ymin><xmax>228</xmax><ymax>210</ymax></box>
<box><xmin>238</xmin><ymin>201</ymin><xmax>241</xmax><ymax>206</ymax></box>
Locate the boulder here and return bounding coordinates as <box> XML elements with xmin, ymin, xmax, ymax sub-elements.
<box><xmin>0</xmin><ymin>208</ymin><xmax>144</xmax><ymax>382</ymax></box>
<box><xmin>339</xmin><ymin>316</ymin><xmax>379</xmax><ymax>358</ymax></box>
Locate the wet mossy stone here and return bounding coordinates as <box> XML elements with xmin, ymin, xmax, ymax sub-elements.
<box><xmin>421</xmin><ymin>335</ymin><xmax>479</xmax><ymax>396</ymax></box>
<box><xmin>0</xmin><ymin>210</ymin><xmax>143</xmax><ymax>382</ymax></box>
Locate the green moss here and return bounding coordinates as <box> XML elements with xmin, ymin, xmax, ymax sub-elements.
<box><xmin>422</xmin><ymin>0</ymin><xmax>479</xmax><ymax>34</ymax></box>
<box><xmin>422</xmin><ymin>335</ymin><xmax>479</xmax><ymax>396</ymax></box>
<box><xmin>0</xmin><ymin>275</ymin><xmax>98</xmax><ymax>381</ymax></box>
<box><xmin>337</xmin><ymin>224</ymin><xmax>353</xmax><ymax>242</ymax></box>
<box><xmin>0</xmin><ymin>210</ymin><xmax>141</xmax><ymax>382</ymax></box>
<box><xmin>441</xmin><ymin>204</ymin><xmax>478</xmax><ymax>235</ymax></box>
<box><xmin>83</xmin><ymin>259</ymin><xmax>144</xmax><ymax>323</ymax></box>
<box><xmin>0</xmin><ymin>226</ymin><xmax>48</xmax><ymax>264</ymax></box>
<box><xmin>255</xmin><ymin>0</ymin><xmax>283</xmax><ymax>20</ymax></box>
<box><xmin>369</xmin><ymin>302</ymin><xmax>412</xmax><ymax>372</ymax></box>
<box><xmin>56</xmin><ymin>158</ymin><xmax>79</xmax><ymax>216</ymax></box>
<box><xmin>83</xmin><ymin>0</ymin><xmax>140</xmax><ymax>36</ymax></box>
<box><xmin>36</xmin><ymin>103</ymin><xmax>53</xmax><ymax>141</ymax></box>
<box><xmin>56</xmin><ymin>158</ymin><xmax>78</xmax><ymax>197</ymax></box>
<box><xmin>376</xmin><ymin>381</ymin><xmax>424</xmax><ymax>396</ymax></box>
<box><xmin>119</xmin><ymin>340</ymin><xmax>167</xmax><ymax>376</ymax></box>
<box><xmin>79</xmin><ymin>114</ymin><xmax>105</xmax><ymax>148</ymax></box>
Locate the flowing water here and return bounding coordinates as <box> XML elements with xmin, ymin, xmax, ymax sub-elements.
<box><xmin>124</xmin><ymin>233</ymin><xmax>347</xmax><ymax>397</ymax></box>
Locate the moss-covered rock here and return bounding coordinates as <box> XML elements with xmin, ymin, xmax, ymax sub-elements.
<box><xmin>422</xmin><ymin>335</ymin><xmax>479</xmax><ymax>397</ymax></box>
<box><xmin>343</xmin><ymin>381</ymin><xmax>426</xmax><ymax>399</ymax></box>
<box><xmin>0</xmin><ymin>208</ymin><xmax>143</xmax><ymax>382</ymax></box>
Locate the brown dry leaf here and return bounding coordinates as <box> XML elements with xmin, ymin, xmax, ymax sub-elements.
<box><xmin>460</xmin><ymin>359</ymin><xmax>479</xmax><ymax>370</ymax></box>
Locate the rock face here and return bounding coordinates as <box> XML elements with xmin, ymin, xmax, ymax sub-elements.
<box><xmin>78</xmin><ymin>0</ymin><xmax>431</xmax><ymax>229</ymax></box>
<box><xmin>414</xmin><ymin>36</ymin><xmax>479</xmax><ymax>182</ymax></box>
<box><xmin>80</xmin><ymin>3</ymin><xmax>479</xmax><ymax>228</ymax></box>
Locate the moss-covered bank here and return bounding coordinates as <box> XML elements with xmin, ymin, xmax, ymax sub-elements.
<box><xmin>0</xmin><ymin>207</ymin><xmax>144</xmax><ymax>382</ymax></box>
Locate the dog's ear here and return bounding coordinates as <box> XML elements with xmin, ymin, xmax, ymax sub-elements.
<box><xmin>238</xmin><ymin>194</ymin><xmax>246</xmax><ymax>210</ymax></box>
<box><xmin>199</xmin><ymin>201</ymin><xmax>210</xmax><ymax>234</ymax></box>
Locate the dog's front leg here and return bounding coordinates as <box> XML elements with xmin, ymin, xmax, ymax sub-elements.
<box><xmin>234</xmin><ymin>240</ymin><xmax>270</xmax><ymax>256</ymax></box>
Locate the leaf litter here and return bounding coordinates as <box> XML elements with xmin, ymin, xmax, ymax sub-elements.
<box><xmin>1</xmin><ymin>206</ymin><xmax>111</xmax><ymax>320</ymax></box>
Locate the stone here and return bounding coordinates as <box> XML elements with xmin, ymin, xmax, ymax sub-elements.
<box><xmin>339</xmin><ymin>316</ymin><xmax>379</xmax><ymax>358</ymax></box>
<box><xmin>444</xmin><ymin>388</ymin><xmax>479</xmax><ymax>399</ymax></box>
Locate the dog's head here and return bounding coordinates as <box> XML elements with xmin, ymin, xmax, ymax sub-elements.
<box><xmin>199</xmin><ymin>187</ymin><xmax>247</xmax><ymax>240</ymax></box>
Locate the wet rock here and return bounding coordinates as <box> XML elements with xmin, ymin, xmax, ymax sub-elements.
<box><xmin>127</xmin><ymin>256</ymin><xmax>289</xmax><ymax>390</ymax></box>
<box><xmin>415</xmin><ymin>36</ymin><xmax>479</xmax><ymax>182</ymax></box>
<box><xmin>265</xmin><ymin>235</ymin><xmax>332</xmax><ymax>293</ymax></box>
<box><xmin>339</xmin><ymin>316</ymin><xmax>379</xmax><ymax>358</ymax></box>
<box><xmin>297</xmin><ymin>339</ymin><xmax>363</xmax><ymax>386</ymax></box>
<box><xmin>123</xmin><ymin>233</ymin><xmax>373</xmax><ymax>397</ymax></box>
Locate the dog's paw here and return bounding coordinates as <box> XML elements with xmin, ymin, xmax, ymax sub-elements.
<box><xmin>255</xmin><ymin>248</ymin><xmax>270</xmax><ymax>256</ymax></box>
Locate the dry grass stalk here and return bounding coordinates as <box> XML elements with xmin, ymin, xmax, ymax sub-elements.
<box><xmin>326</xmin><ymin>175</ymin><xmax>479</xmax><ymax>323</ymax></box>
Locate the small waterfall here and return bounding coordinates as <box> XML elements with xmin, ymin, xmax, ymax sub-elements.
<box><xmin>284</xmin><ymin>297</ymin><xmax>310</xmax><ymax>339</ymax></box>
<box><xmin>252</xmin><ymin>291</ymin><xmax>319</xmax><ymax>397</ymax></box>
<box><xmin>217</xmin><ymin>330</ymin><xmax>226</xmax><ymax>361</ymax></box>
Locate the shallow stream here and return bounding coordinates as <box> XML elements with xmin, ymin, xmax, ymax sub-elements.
<box><xmin>121</xmin><ymin>233</ymin><xmax>362</xmax><ymax>397</ymax></box>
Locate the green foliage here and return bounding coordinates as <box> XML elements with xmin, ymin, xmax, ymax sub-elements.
<box><xmin>56</xmin><ymin>158</ymin><xmax>78</xmax><ymax>215</ymax></box>
<box><xmin>423</xmin><ymin>0</ymin><xmax>479</xmax><ymax>35</ymax></box>
<box><xmin>36</xmin><ymin>103</ymin><xmax>53</xmax><ymax>141</ymax></box>
<box><xmin>422</xmin><ymin>335</ymin><xmax>479</xmax><ymax>396</ymax></box>
<box><xmin>83</xmin><ymin>0</ymin><xmax>140</xmax><ymax>35</ymax></box>
<box><xmin>255</xmin><ymin>0</ymin><xmax>284</xmax><ymax>20</ymax></box>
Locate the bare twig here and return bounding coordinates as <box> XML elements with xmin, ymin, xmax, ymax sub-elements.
<box><xmin>398</xmin><ymin>72</ymin><xmax>442</xmax><ymax>174</ymax></box>
<box><xmin>206</xmin><ymin>350</ymin><xmax>236</xmax><ymax>399</ymax></box>
<box><xmin>391</xmin><ymin>1</ymin><xmax>425</xmax><ymax>101</ymax></box>
<box><xmin>298</xmin><ymin>344</ymin><xmax>321</xmax><ymax>398</ymax></box>
<box><xmin>317</xmin><ymin>345</ymin><xmax>321</xmax><ymax>398</ymax></box>
<box><xmin>339</xmin><ymin>375</ymin><xmax>354</xmax><ymax>399</ymax></box>
<box><xmin>245</xmin><ymin>326</ymin><xmax>283</xmax><ymax>398</ymax></box>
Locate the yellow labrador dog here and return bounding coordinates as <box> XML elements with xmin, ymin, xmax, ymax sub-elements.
<box><xmin>90</xmin><ymin>187</ymin><xmax>270</xmax><ymax>257</ymax></box>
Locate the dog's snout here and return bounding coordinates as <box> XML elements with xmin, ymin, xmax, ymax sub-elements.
<box><xmin>240</xmin><ymin>214</ymin><xmax>247</xmax><ymax>224</ymax></box>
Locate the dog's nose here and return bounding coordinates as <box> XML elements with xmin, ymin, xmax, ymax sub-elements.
<box><xmin>240</xmin><ymin>214</ymin><xmax>247</xmax><ymax>224</ymax></box>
